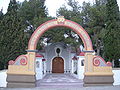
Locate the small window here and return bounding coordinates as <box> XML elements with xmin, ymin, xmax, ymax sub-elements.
<box><xmin>36</xmin><ymin>61</ymin><xmax>39</xmax><ymax>68</ymax></box>
<box><xmin>56</xmin><ymin>48</ymin><xmax>60</xmax><ymax>54</ymax></box>
<box><xmin>81</xmin><ymin>60</ymin><xmax>84</xmax><ymax>66</ymax></box>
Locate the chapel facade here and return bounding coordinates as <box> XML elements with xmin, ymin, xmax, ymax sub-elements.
<box><xmin>35</xmin><ymin>42</ymin><xmax>85</xmax><ymax>80</ymax></box>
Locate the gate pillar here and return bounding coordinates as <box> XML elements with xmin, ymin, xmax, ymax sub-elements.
<box><xmin>7</xmin><ymin>51</ymin><xmax>36</xmax><ymax>88</ymax></box>
<box><xmin>83</xmin><ymin>52</ymin><xmax>114</xmax><ymax>86</ymax></box>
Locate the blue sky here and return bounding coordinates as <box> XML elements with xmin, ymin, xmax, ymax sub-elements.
<box><xmin>0</xmin><ymin>0</ymin><xmax>120</xmax><ymax>17</ymax></box>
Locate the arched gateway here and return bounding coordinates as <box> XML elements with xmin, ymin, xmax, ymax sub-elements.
<box><xmin>7</xmin><ymin>16</ymin><xmax>114</xmax><ymax>88</ymax></box>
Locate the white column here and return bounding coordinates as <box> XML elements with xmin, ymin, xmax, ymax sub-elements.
<box><xmin>36</xmin><ymin>57</ymin><xmax>43</xmax><ymax>80</ymax></box>
<box><xmin>44</xmin><ymin>61</ymin><xmax>46</xmax><ymax>75</ymax></box>
<box><xmin>77</xmin><ymin>57</ymin><xmax>84</xmax><ymax>79</ymax></box>
<box><xmin>39</xmin><ymin>58</ymin><xmax>43</xmax><ymax>79</ymax></box>
<box><xmin>71</xmin><ymin>60</ymin><xmax>74</xmax><ymax>73</ymax></box>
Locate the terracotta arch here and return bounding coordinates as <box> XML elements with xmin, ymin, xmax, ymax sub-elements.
<box><xmin>28</xmin><ymin>17</ymin><xmax>93</xmax><ymax>51</ymax></box>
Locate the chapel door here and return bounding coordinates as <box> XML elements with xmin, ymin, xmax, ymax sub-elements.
<box><xmin>52</xmin><ymin>57</ymin><xmax>64</xmax><ymax>73</ymax></box>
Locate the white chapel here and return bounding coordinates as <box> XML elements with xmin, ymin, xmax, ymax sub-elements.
<box><xmin>35</xmin><ymin>42</ymin><xmax>85</xmax><ymax>80</ymax></box>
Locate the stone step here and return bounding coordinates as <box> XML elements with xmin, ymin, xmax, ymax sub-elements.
<box><xmin>36</xmin><ymin>74</ymin><xmax>84</xmax><ymax>87</ymax></box>
<box><xmin>38</xmin><ymin>82</ymin><xmax>83</xmax><ymax>86</ymax></box>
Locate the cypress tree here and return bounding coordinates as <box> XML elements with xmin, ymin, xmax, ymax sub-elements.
<box><xmin>0</xmin><ymin>0</ymin><xmax>28</xmax><ymax>69</ymax></box>
<box><xmin>104</xmin><ymin>0</ymin><xmax>120</xmax><ymax>67</ymax></box>
<box><xmin>0</xmin><ymin>8</ymin><xmax>4</xmax><ymax>70</ymax></box>
<box><xmin>18</xmin><ymin>0</ymin><xmax>49</xmax><ymax>50</ymax></box>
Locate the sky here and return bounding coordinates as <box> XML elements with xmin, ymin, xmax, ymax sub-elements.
<box><xmin>0</xmin><ymin>0</ymin><xmax>120</xmax><ymax>17</ymax></box>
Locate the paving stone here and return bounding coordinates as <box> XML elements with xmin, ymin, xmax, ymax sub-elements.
<box><xmin>36</xmin><ymin>74</ymin><xmax>83</xmax><ymax>87</ymax></box>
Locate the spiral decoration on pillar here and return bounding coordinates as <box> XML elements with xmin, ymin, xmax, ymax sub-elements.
<box><xmin>8</xmin><ymin>55</ymin><xmax>27</xmax><ymax>65</ymax></box>
<box><xmin>8</xmin><ymin>60</ymin><xmax>14</xmax><ymax>65</ymax></box>
<box><xmin>106</xmin><ymin>61</ymin><xmax>112</xmax><ymax>66</ymax></box>
<box><xmin>20</xmin><ymin>57</ymin><xmax>27</xmax><ymax>65</ymax></box>
<box><xmin>93</xmin><ymin>56</ymin><xmax>112</xmax><ymax>67</ymax></box>
<box><xmin>93</xmin><ymin>57</ymin><xmax>100</xmax><ymax>66</ymax></box>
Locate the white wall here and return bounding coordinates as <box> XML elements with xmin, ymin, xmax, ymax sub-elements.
<box><xmin>113</xmin><ymin>70</ymin><xmax>120</xmax><ymax>85</ymax></box>
<box><xmin>0</xmin><ymin>70</ymin><xmax>7</xmax><ymax>87</ymax></box>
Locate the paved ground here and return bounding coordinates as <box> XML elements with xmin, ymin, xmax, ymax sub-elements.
<box><xmin>36</xmin><ymin>74</ymin><xmax>83</xmax><ymax>87</ymax></box>
<box><xmin>0</xmin><ymin>85</ymin><xmax>120</xmax><ymax>90</ymax></box>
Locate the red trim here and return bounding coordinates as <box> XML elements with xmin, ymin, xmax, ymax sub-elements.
<box><xmin>28</xmin><ymin>19</ymin><xmax>93</xmax><ymax>51</ymax></box>
<box><xmin>66</xmin><ymin>19</ymin><xmax>93</xmax><ymax>50</ymax></box>
<box><xmin>36</xmin><ymin>53</ymin><xmax>44</xmax><ymax>57</ymax></box>
<box><xmin>28</xmin><ymin>19</ymin><xmax>56</xmax><ymax>49</ymax></box>
<box><xmin>79</xmin><ymin>52</ymin><xmax>85</xmax><ymax>56</ymax></box>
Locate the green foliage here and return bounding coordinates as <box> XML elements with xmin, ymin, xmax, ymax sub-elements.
<box><xmin>57</xmin><ymin>0</ymin><xmax>120</xmax><ymax>65</ymax></box>
<box><xmin>55</xmin><ymin>0</ymin><xmax>83</xmax><ymax>50</ymax></box>
<box><xmin>18</xmin><ymin>0</ymin><xmax>49</xmax><ymax>50</ymax></box>
<box><xmin>40</xmin><ymin>26</ymin><xmax>81</xmax><ymax>51</ymax></box>
<box><xmin>57</xmin><ymin>0</ymin><xmax>107</xmax><ymax>56</ymax></box>
<box><xmin>19</xmin><ymin>0</ymin><xmax>47</xmax><ymax>27</ymax></box>
<box><xmin>0</xmin><ymin>0</ymin><xmax>49</xmax><ymax>69</ymax></box>
<box><xmin>103</xmin><ymin>0</ymin><xmax>120</xmax><ymax>67</ymax></box>
<box><xmin>0</xmin><ymin>0</ymin><xmax>28</xmax><ymax>69</ymax></box>
<box><xmin>81</xmin><ymin>1</ymin><xmax>107</xmax><ymax>56</ymax></box>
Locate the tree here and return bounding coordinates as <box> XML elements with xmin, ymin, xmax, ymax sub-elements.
<box><xmin>0</xmin><ymin>8</ymin><xmax>4</xmax><ymax>70</ymax></box>
<box><xmin>56</xmin><ymin>0</ymin><xmax>83</xmax><ymax>51</ymax></box>
<box><xmin>19</xmin><ymin>0</ymin><xmax>48</xmax><ymax>32</ymax></box>
<box><xmin>0</xmin><ymin>0</ymin><xmax>28</xmax><ymax>69</ymax></box>
<box><xmin>57</xmin><ymin>0</ymin><xmax>107</xmax><ymax>56</ymax></box>
<box><xmin>57</xmin><ymin>0</ymin><xmax>82</xmax><ymax>24</ymax></box>
<box><xmin>104</xmin><ymin>0</ymin><xmax>120</xmax><ymax>67</ymax></box>
<box><xmin>81</xmin><ymin>1</ymin><xmax>107</xmax><ymax>56</ymax></box>
<box><xmin>18</xmin><ymin>0</ymin><xmax>50</xmax><ymax>50</ymax></box>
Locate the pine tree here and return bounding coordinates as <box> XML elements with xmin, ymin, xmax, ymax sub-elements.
<box><xmin>0</xmin><ymin>8</ymin><xmax>4</xmax><ymax>70</ymax></box>
<box><xmin>18</xmin><ymin>0</ymin><xmax>50</xmax><ymax>50</ymax></box>
<box><xmin>87</xmin><ymin>0</ymin><xmax>107</xmax><ymax>56</ymax></box>
<box><xmin>70</xmin><ymin>1</ymin><xmax>107</xmax><ymax>56</ymax></box>
<box><xmin>104</xmin><ymin>0</ymin><xmax>120</xmax><ymax>67</ymax></box>
<box><xmin>0</xmin><ymin>0</ymin><xmax>28</xmax><ymax>69</ymax></box>
<box><xmin>19</xmin><ymin>0</ymin><xmax>47</xmax><ymax>27</ymax></box>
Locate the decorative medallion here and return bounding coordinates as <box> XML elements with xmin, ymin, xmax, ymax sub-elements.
<box><xmin>20</xmin><ymin>58</ymin><xmax>27</xmax><ymax>65</ymax></box>
<box><xmin>93</xmin><ymin>57</ymin><xmax>100</xmax><ymax>66</ymax></box>
<box><xmin>57</xmin><ymin>16</ymin><xmax>65</xmax><ymax>24</ymax></box>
